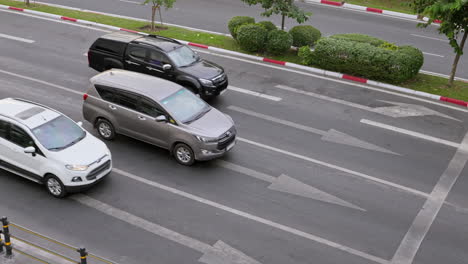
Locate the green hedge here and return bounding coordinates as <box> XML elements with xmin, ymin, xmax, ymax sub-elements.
<box><xmin>258</xmin><ymin>21</ymin><xmax>277</xmax><ymax>32</ymax></box>
<box><xmin>228</xmin><ymin>16</ymin><xmax>255</xmax><ymax>39</ymax></box>
<box><xmin>237</xmin><ymin>24</ymin><xmax>268</xmax><ymax>52</ymax></box>
<box><xmin>300</xmin><ymin>38</ymin><xmax>424</xmax><ymax>83</ymax></box>
<box><xmin>330</xmin><ymin>33</ymin><xmax>386</xmax><ymax>47</ymax></box>
<box><xmin>266</xmin><ymin>30</ymin><xmax>293</xmax><ymax>55</ymax></box>
<box><xmin>289</xmin><ymin>25</ymin><xmax>321</xmax><ymax>47</ymax></box>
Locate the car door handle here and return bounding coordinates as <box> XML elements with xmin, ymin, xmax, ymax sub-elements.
<box><xmin>146</xmin><ymin>66</ymin><xmax>162</xmax><ymax>72</ymax></box>
<box><xmin>126</xmin><ymin>60</ymin><xmax>140</xmax><ymax>66</ymax></box>
<box><xmin>138</xmin><ymin>116</ymin><xmax>146</xmax><ymax>121</ymax></box>
<box><xmin>109</xmin><ymin>105</ymin><xmax>117</xmax><ymax>110</ymax></box>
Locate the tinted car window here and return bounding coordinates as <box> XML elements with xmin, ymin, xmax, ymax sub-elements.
<box><xmin>128</xmin><ymin>46</ymin><xmax>147</xmax><ymax>60</ymax></box>
<box><xmin>9</xmin><ymin>125</ymin><xmax>34</xmax><ymax>148</ymax></box>
<box><xmin>138</xmin><ymin>97</ymin><xmax>164</xmax><ymax>117</ymax></box>
<box><xmin>92</xmin><ymin>39</ymin><xmax>125</xmax><ymax>55</ymax></box>
<box><xmin>114</xmin><ymin>90</ymin><xmax>139</xmax><ymax>110</ymax></box>
<box><xmin>148</xmin><ymin>50</ymin><xmax>166</xmax><ymax>66</ymax></box>
<box><xmin>95</xmin><ymin>85</ymin><xmax>116</xmax><ymax>103</ymax></box>
<box><xmin>0</xmin><ymin>120</ymin><xmax>9</xmax><ymax>139</ymax></box>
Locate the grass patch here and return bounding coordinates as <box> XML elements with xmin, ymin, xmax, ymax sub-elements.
<box><xmin>402</xmin><ymin>75</ymin><xmax>468</xmax><ymax>102</ymax></box>
<box><xmin>327</xmin><ymin>0</ymin><xmax>415</xmax><ymax>14</ymax></box>
<box><xmin>1</xmin><ymin>0</ymin><xmax>466</xmax><ymax>102</ymax></box>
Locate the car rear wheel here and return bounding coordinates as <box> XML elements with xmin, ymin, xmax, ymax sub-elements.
<box><xmin>96</xmin><ymin>119</ymin><xmax>115</xmax><ymax>140</ymax></box>
<box><xmin>45</xmin><ymin>175</ymin><xmax>67</xmax><ymax>198</ymax></box>
<box><xmin>174</xmin><ymin>143</ymin><xmax>195</xmax><ymax>166</ymax></box>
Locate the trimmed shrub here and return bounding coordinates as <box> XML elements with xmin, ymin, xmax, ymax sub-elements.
<box><xmin>289</xmin><ymin>25</ymin><xmax>321</xmax><ymax>47</ymax></box>
<box><xmin>298</xmin><ymin>46</ymin><xmax>314</xmax><ymax>65</ymax></box>
<box><xmin>301</xmin><ymin>37</ymin><xmax>424</xmax><ymax>83</ymax></box>
<box><xmin>236</xmin><ymin>24</ymin><xmax>268</xmax><ymax>52</ymax></box>
<box><xmin>330</xmin><ymin>33</ymin><xmax>386</xmax><ymax>47</ymax></box>
<box><xmin>228</xmin><ymin>16</ymin><xmax>255</xmax><ymax>39</ymax></box>
<box><xmin>266</xmin><ymin>30</ymin><xmax>293</xmax><ymax>55</ymax></box>
<box><xmin>258</xmin><ymin>21</ymin><xmax>277</xmax><ymax>32</ymax></box>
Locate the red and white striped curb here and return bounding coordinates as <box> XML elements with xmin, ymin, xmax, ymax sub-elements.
<box><xmin>304</xmin><ymin>0</ymin><xmax>442</xmax><ymax>23</ymax></box>
<box><xmin>1</xmin><ymin>4</ymin><xmax>465</xmax><ymax>108</ymax></box>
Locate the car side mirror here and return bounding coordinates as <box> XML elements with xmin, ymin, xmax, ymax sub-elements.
<box><xmin>156</xmin><ymin>115</ymin><xmax>167</xmax><ymax>122</ymax></box>
<box><xmin>24</xmin><ymin>146</ymin><xmax>36</xmax><ymax>156</ymax></box>
<box><xmin>77</xmin><ymin>121</ymin><xmax>83</xmax><ymax>127</ymax></box>
<box><xmin>163</xmin><ymin>64</ymin><xmax>172</xmax><ymax>71</ymax></box>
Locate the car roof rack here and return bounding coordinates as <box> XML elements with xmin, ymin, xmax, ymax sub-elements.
<box><xmin>146</xmin><ymin>34</ymin><xmax>181</xmax><ymax>45</ymax></box>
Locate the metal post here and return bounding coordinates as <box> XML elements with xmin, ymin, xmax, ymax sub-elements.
<box><xmin>1</xmin><ymin>217</ymin><xmax>12</xmax><ymax>257</ymax></box>
<box><xmin>0</xmin><ymin>230</ymin><xmax>4</xmax><ymax>253</ymax></box>
<box><xmin>77</xmin><ymin>247</ymin><xmax>87</xmax><ymax>264</ymax></box>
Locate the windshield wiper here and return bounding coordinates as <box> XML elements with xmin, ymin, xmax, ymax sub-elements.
<box><xmin>184</xmin><ymin>108</ymin><xmax>211</xmax><ymax>124</ymax></box>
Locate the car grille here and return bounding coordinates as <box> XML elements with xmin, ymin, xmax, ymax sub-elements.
<box><xmin>217</xmin><ymin>127</ymin><xmax>236</xmax><ymax>150</ymax></box>
<box><xmin>86</xmin><ymin>160</ymin><xmax>111</xmax><ymax>180</ymax></box>
<box><xmin>212</xmin><ymin>73</ymin><xmax>227</xmax><ymax>86</ymax></box>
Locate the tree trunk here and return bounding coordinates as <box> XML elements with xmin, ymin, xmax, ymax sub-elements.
<box><xmin>281</xmin><ymin>14</ymin><xmax>285</xmax><ymax>30</ymax></box>
<box><xmin>25</xmin><ymin>0</ymin><xmax>30</xmax><ymax>6</ymax></box>
<box><xmin>448</xmin><ymin>30</ymin><xmax>467</xmax><ymax>87</ymax></box>
<box><xmin>151</xmin><ymin>5</ymin><xmax>157</xmax><ymax>31</ymax></box>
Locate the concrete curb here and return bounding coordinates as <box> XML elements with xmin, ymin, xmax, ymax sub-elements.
<box><xmin>303</xmin><ymin>0</ymin><xmax>443</xmax><ymax>23</ymax></box>
<box><xmin>1</xmin><ymin>4</ymin><xmax>466</xmax><ymax>108</ymax></box>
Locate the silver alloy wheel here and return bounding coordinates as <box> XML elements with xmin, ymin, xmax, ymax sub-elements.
<box><xmin>99</xmin><ymin>122</ymin><xmax>112</xmax><ymax>138</ymax></box>
<box><xmin>47</xmin><ymin>178</ymin><xmax>62</xmax><ymax>196</ymax></box>
<box><xmin>176</xmin><ymin>146</ymin><xmax>192</xmax><ymax>163</ymax></box>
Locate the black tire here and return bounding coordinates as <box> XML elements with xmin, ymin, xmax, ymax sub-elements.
<box><xmin>44</xmin><ymin>175</ymin><xmax>67</xmax><ymax>198</ymax></box>
<box><xmin>173</xmin><ymin>143</ymin><xmax>195</xmax><ymax>166</ymax></box>
<box><xmin>183</xmin><ymin>84</ymin><xmax>199</xmax><ymax>95</ymax></box>
<box><xmin>96</xmin><ymin>118</ymin><xmax>116</xmax><ymax>140</ymax></box>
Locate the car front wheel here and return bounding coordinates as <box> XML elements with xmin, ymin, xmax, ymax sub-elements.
<box><xmin>173</xmin><ymin>143</ymin><xmax>195</xmax><ymax>166</ymax></box>
<box><xmin>45</xmin><ymin>175</ymin><xmax>67</xmax><ymax>198</ymax></box>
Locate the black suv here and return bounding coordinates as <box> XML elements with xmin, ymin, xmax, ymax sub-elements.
<box><xmin>88</xmin><ymin>31</ymin><xmax>228</xmax><ymax>98</ymax></box>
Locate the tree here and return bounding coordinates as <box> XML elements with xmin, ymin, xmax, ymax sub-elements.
<box><xmin>411</xmin><ymin>0</ymin><xmax>468</xmax><ymax>87</ymax></box>
<box><xmin>240</xmin><ymin>0</ymin><xmax>311</xmax><ymax>30</ymax></box>
<box><xmin>142</xmin><ymin>0</ymin><xmax>176</xmax><ymax>31</ymax></box>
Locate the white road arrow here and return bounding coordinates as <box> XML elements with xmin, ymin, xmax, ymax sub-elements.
<box><xmin>374</xmin><ymin>100</ymin><xmax>460</xmax><ymax>121</ymax></box>
<box><xmin>227</xmin><ymin>105</ymin><xmax>398</xmax><ymax>155</ymax></box>
<box><xmin>216</xmin><ymin>160</ymin><xmax>365</xmax><ymax>211</ymax></box>
<box><xmin>275</xmin><ymin>85</ymin><xmax>459</xmax><ymax>121</ymax></box>
<box><xmin>72</xmin><ymin>194</ymin><xmax>261</xmax><ymax>264</ymax></box>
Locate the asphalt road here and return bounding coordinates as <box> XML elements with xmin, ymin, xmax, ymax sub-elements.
<box><xmin>1</xmin><ymin>10</ymin><xmax>468</xmax><ymax>264</ymax></box>
<box><xmin>35</xmin><ymin>0</ymin><xmax>467</xmax><ymax>79</ymax></box>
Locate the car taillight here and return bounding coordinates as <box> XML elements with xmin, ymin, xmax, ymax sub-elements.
<box><xmin>83</xmin><ymin>93</ymin><xmax>88</xmax><ymax>101</ymax></box>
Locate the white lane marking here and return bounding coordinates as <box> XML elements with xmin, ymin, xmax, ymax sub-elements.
<box><xmin>227</xmin><ymin>86</ymin><xmax>282</xmax><ymax>101</ymax></box>
<box><xmin>83</xmin><ymin>52</ymin><xmax>88</xmax><ymax>56</ymax></box>
<box><xmin>112</xmin><ymin>168</ymin><xmax>386</xmax><ymax>264</ymax></box>
<box><xmin>411</xmin><ymin>34</ymin><xmax>447</xmax><ymax>42</ymax></box>
<box><xmin>0</xmin><ymin>9</ymin><xmax>111</xmax><ymax>33</ymax></box>
<box><xmin>195</xmin><ymin>50</ymin><xmax>468</xmax><ymax>113</ymax></box>
<box><xmin>237</xmin><ymin>137</ymin><xmax>428</xmax><ymax>198</ymax></box>
<box><xmin>0</xmin><ymin>69</ymin><xmax>82</xmax><ymax>96</ymax></box>
<box><xmin>360</xmin><ymin>119</ymin><xmax>460</xmax><ymax>148</ymax></box>
<box><xmin>423</xmin><ymin>52</ymin><xmax>444</xmax><ymax>57</ymax></box>
<box><xmin>391</xmin><ymin>132</ymin><xmax>468</xmax><ymax>264</ymax></box>
<box><xmin>119</xmin><ymin>0</ymin><xmax>143</xmax><ymax>4</ymax></box>
<box><xmin>0</xmin><ymin>32</ymin><xmax>35</xmax><ymax>43</ymax></box>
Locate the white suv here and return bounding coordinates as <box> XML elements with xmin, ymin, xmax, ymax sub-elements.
<box><xmin>0</xmin><ymin>98</ymin><xmax>112</xmax><ymax>198</ymax></box>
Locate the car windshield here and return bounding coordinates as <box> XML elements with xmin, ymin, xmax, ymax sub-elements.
<box><xmin>32</xmin><ymin>116</ymin><xmax>86</xmax><ymax>151</ymax></box>
<box><xmin>167</xmin><ymin>46</ymin><xmax>199</xmax><ymax>67</ymax></box>
<box><xmin>161</xmin><ymin>89</ymin><xmax>210</xmax><ymax>124</ymax></box>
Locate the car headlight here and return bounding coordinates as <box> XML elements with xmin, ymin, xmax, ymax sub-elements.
<box><xmin>195</xmin><ymin>135</ymin><xmax>218</xmax><ymax>143</ymax></box>
<box><xmin>199</xmin><ymin>78</ymin><xmax>214</xmax><ymax>86</ymax></box>
<box><xmin>65</xmin><ymin>164</ymin><xmax>89</xmax><ymax>171</ymax></box>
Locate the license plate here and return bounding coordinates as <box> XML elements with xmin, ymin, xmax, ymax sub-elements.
<box><xmin>226</xmin><ymin>141</ymin><xmax>235</xmax><ymax>151</ymax></box>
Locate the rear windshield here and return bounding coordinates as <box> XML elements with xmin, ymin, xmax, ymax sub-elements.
<box><xmin>92</xmin><ymin>39</ymin><xmax>126</xmax><ymax>56</ymax></box>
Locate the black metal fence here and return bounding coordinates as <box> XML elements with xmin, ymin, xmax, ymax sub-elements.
<box><xmin>0</xmin><ymin>216</ymin><xmax>114</xmax><ymax>264</ymax></box>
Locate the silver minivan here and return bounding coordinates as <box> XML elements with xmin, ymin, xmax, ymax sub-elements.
<box><xmin>82</xmin><ymin>69</ymin><xmax>236</xmax><ymax>165</ymax></box>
